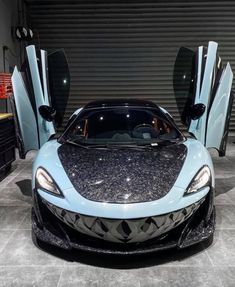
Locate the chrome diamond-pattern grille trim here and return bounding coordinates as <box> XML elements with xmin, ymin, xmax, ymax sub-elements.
<box><xmin>43</xmin><ymin>199</ymin><xmax>204</xmax><ymax>243</ymax></box>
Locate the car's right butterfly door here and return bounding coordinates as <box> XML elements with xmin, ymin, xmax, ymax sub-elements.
<box><xmin>174</xmin><ymin>41</ymin><xmax>233</xmax><ymax>156</ymax></box>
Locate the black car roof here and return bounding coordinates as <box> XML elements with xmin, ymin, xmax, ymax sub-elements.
<box><xmin>84</xmin><ymin>99</ymin><xmax>158</xmax><ymax>109</ymax></box>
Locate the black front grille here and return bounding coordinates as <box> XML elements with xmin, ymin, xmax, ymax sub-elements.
<box><xmin>43</xmin><ymin>198</ymin><xmax>204</xmax><ymax>243</ymax></box>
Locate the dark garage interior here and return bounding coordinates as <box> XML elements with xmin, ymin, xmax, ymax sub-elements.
<box><xmin>0</xmin><ymin>0</ymin><xmax>235</xmax><ymax>286</ymax></box>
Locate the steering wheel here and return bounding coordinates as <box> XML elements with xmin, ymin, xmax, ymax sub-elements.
<box><xmin>132</xmin><ymin>123</ymin><xmax>160</xmax><ymax>139</ymax></box>
<box><xmin>133</xmin><ymin>123</ymin><xmax>154</xmax><ymax>132</ymax></box>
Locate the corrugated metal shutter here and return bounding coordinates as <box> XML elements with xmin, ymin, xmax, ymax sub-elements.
<box><xmin>25</xmin><ymin>0</ymin><xmax>235</xmax><ymax>133</ymax></box>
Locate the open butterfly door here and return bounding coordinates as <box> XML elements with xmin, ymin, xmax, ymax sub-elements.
<box><xmin>174</xmin><ymin>41</ymin><xmax>234</xmax><ymax>156</ymax></box>
<box><xmin>11</xmin><ymin>45</ymin><xmax>70</xmax><ymax>158</ymax></box>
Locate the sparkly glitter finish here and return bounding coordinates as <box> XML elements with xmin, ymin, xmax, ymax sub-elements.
<box><xmin>58</xmin><ymin>143</ymin><xmax>187</xmax><ymax>204</ymax></box>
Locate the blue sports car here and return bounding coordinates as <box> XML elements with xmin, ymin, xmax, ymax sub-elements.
<box><xmin>11</xmin><ymin>41</ymin><xmax>233</xmax><ymax>254</ymax></box>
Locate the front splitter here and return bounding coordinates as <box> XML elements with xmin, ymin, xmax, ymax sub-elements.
<box><xmin>32</xmin><ymin>189</ymin><xmax>215</xmax><ymax>255</ymax></box>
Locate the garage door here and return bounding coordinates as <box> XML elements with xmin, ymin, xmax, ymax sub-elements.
<box><xmin>25</xmin><ymin>0</ymin><xmax>235</xmax><ymax>133</ymax></box>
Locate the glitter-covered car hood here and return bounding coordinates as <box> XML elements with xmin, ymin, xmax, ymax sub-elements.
<box><xmin>57</xmin><ymin>143</ymin><xmax>187</xmax><ymax>204</ymax></box>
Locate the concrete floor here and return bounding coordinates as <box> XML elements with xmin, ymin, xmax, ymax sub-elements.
<box><xmin>0</xmin><ymin>143</ymin><xmax>235</xmax><ymax>287</ymax></box>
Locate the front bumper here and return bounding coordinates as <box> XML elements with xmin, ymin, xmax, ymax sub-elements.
<box><xmin>32</xmin><ymin>188</ymin><xmax>215</xmax><ymax>255</ymax></box>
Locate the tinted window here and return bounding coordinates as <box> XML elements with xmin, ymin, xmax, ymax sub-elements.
<box><xmin>62</xmin><ymin>107</ymin><xmax>182</xmax><ymax>145</ymax></box>
<box><xmin>48</xmin><ymin>50</ymin><xmax>70</xmax><ymax>128</ymax></box>
<box><xmin>173</xmin><ymin>47</ymin><xmax>196</xmax><ymax>126</ymax></box>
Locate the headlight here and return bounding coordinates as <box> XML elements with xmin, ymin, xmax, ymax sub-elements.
<box><xmin>185</xmin><ymin>166</ymin><xmax>211</xmax><ymax>195</ymax></box>
<box><xmin>36</xmin><ymin>167</ymin><xmax>62</xmax><ymax>197</ymax></box>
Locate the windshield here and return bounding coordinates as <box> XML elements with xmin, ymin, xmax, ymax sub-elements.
<box><xmin>61</xmin><ymin>107</ymin><xmax>183</xmax><ymax>146</ymax></box>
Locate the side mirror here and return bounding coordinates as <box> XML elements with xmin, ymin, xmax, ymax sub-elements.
<box><xmin>39</xmin><ymin>105</ymin><xmax>56</xmax><ymax>122</ymax></box>
<box><xmin>190</xmin><ymin>103</ymin><xmax>206</xmax><ymax>120</ymax></box>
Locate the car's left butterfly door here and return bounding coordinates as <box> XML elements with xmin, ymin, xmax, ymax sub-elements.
<box><xmin>11</xmin><ymin>45</ymin><xmax>70</xmax><ymax>158</ymax></box>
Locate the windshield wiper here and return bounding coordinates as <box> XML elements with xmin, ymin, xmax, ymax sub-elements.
<box><xmin>65</xmin><ymin>139</ymin><xmax>180</xmax><ymax>150</ymax></box>
<box><xmin>66</xmin><ymin>140</ymin><xmax>110</xmax><ymax>149</ymax></box>
<box><xmin>139</xmin><ymin>139</ymin><xmax>181</xmax><ymax>147</ymax></box>
<box><xmin>105</xmin><ymin>143</ymin><xmax>153</xmax><ymax>150</ymax></box>
<box><xmin>66</xmin><ymin>140</ymin><xmax>152</xmax><ymax>150</ymax></box>
<box><xmin>65</xmin><ymin>140</ymin><xmax>90</xmax><ymax>149</ymax></box>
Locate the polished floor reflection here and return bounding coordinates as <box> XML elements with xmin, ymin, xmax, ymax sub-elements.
<box><xmin>0</xmin><ymin>142</ymin><xmax>235</xmax><ymax>286</ymax></box>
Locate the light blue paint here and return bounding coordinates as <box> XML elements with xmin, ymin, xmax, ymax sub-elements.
<box><xmin>40</xmin><ymin>50</ymin><xmax>50</xmax><ymax>106</ymax></box>
<box><xmin>26</xmin><ymin>45</ymin><xmax>55</xmax><ymax>146</ymax></box>
<box><xmin>32</xmin><ymin>138</ymin><xmax>214</xmax><ymax>219</ymax></box>
<box><xmin>12</xmin><ymin>67</ymin><xmax>39</xmax><ymax>152</ymax></box>
<box><xmin>189</xmin><ymin>41</ymin><xmax>218</xmax><ymax>144</ymax></box>
<box><xmin>206</xmin><ymin>63</ymin><xmax>233</xmax><ymax>150</ymax></box>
